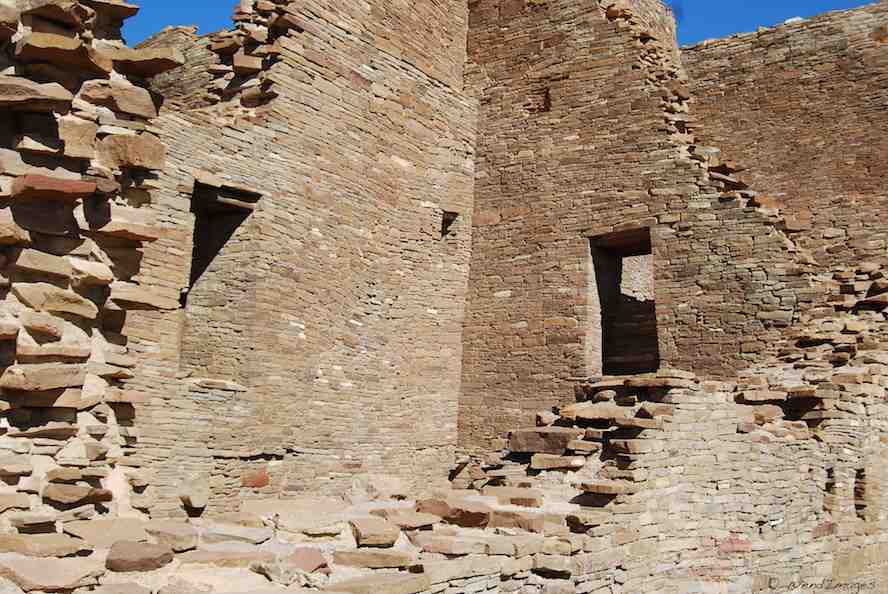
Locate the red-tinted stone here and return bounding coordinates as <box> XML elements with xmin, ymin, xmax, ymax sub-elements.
<box><xmin>11</xmin><ymin>175</ymin><xmax>96</xmax><ymax>201</ymax></box>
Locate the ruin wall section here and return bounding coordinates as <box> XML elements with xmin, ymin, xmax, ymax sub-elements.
<box><xmin>683</xmin><ymin>2</ymin><xmax>888</xmax><ymax>271</ymax></box>
<box><xmin>460</xmin><ymin>0</ymin><xmax>811</xmax><ymax>451</ymax></box>
<box><xmin>133</xmin><ymin>0</ymin><xmax>477</xmax><ymax>514</ymax></box>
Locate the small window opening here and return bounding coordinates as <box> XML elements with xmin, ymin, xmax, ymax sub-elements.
<box><xmin>854</xmin><ymin>468</ymin><xmax>867</xmax><ymax>520</ymax></box>
<box><xmin>441</xmin><ymin>211</ymin><xmax>459</xmax><ymax>238</ymax></box>
<box><xmin>823</xmin><ymin>467</ymin><xmax>836</xmax><ymax>513</ymax></box>
<box><xmin>587</xmin><ymin>228</ymin><xmax>659</xmax><ymax>376</ymax></box>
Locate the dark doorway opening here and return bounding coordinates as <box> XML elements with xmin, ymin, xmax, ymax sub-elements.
<box><xmin>589</xmin><ymin>228</ymin><xmax>659</xmax><ymax>376</ymax></box>
<box><xmin>184</xmin><ymin>182</ymin><xmax>258</xmax><ymax>305</ymax></box>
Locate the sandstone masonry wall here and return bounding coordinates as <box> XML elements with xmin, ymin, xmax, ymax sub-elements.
<box><xmin>135</xmin><ymin>0</ymin><xmax>477</xmax><ymax>514</ymax></box>
<box><xmin>684</xmin><ymin>3</ymin><xmax>888</xmax><ymax>271</ymax></box>
<box><xmin>460</xmin><ymin>0</ymin><xmax>810</xmax><ymax>451</ymax></box>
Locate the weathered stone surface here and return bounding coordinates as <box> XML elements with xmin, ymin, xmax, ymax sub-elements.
<box><xmin>98</xmin><ymin>134</ymin><xmax>165</xmax><ymax>170</ymax></box>
<box><xmin>13</xmin><ymin>249</ymin><xmax>72</xmax><ymax>277</ymax></box>
<box><xmin>0</xmin><ymin>553</ymin><xmax>104</xmax><ymax>591</ymax></box>
<box><xmin>371</xmin><ymin>509</ymin><xmax>441</xmax><ymax>530</ymax></box>
<box><xmin>200</xmin><ymin>522</ymin><xmax>272</xmax><ymax>545</ymax></box>
<box><xmin>58</xmin><ymin>116</ymin><xmax>98</xmax><ymax>160</ymax></box>
<box><xmin>145</xmin><ymin>520</ymin><xmax>198</xmax><ymax>552</ymax></box>
<box><xmin>80</xmin><ymin>80</ymin><xmax>157</xmax><ymax>119</ymax></box>
<box><xmin>324</xmin><ymin>574</ymin><xmax>430</xmax><ymax>594</ymax></box>
<box><xmin>0</xmin><ymin>534</ymin><xmax>90</xmax><ymax>558</ymax></box>
<box><xmin>0</xmin><ymin>456</ymin><xmax>32</xmax><ymax>477</ymax></box>
<box><xmin>19</xmin><ymin>0</ymin><xmax>88</xmax><ymax>28</ymax></box>
<box><xmin>63</xmin><ymin>518</ymin><xmax>148</xmax><ymax>549</ymax></box>
<box><xmin>109</xmin><ymin>282</ymin><xmax>179</xmax><ymax>309</ymax></box>
<box><xmin>106</xmin><ymin>541</ymin><xmax>174</xmax><ymax>572</ymax></box>
<box><xmin>100</xmin><ymin>46</ymin><xmax>185</xmax><ymax>77</ymax></box>
<box><xmin>43</xmin><ymin>484</ymin><xmax>112</xmax><ymax>506</ymax></box>
<box><xmin>482</xmin><ymin>486</ymin><xmax>543</xmax><ymax>507</ymax></box>
<box><xmin>348</xmin><ymin>517</ymin><xmax>399</xmax><ymax>547</ymax></box>
<box><xmin>15</xmin><ymin>33</ymin><xmax>111</xmax><ymax>75</ymax></box>
<box><xmin>0</xmin><ymin>76</ymin><xmax>73</xmax><ymax>112</ymax></box>
<box><xmin>0</xmin><ymin>494</ymin><xmax>30</xmax><ymax>513</ymax></box>
<box><xmin>12</xmin><ymin>283</ymin><xmax>97</xmax><ymax>318</ymax></box>
<box><xmin>508</xmin><ymin>427</ymin><xmax>585</xmax><ymax>454</ymax></box>
<box><xmin>69</xmin><ymin>258</ymin><xmax>114</xmax><ymax>285</ymax></box>
<box><xmin>332</xmin><ymin>548</ymin><xmax>413</xmax><ymax>569</ymax></box>
<box><xmin>0</xmin><ymin>363</ymin><xmax>86</xmax><ymax>391</ymax></box>
<box><xmin>416</xmin><ymin>497</ymin><xmax>491</xmax><ymax>528</ymax></box>
<box><xmin>10</xmin><ymin>175</ymin><xmax>96</xmax><ymax>202</ymax></box>
<box><xmin>0</xmin><ymin>211</ymin><xmax>29</xmax><ymax>246</ymax></box>
<box><xmin>79</xmin><ymin>0</ymin><xmax>138</xmax><ymax>20</ymax></box>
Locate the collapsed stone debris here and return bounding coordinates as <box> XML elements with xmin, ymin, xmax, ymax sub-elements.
<box><xmin>0</xmin><ymin>0</ymin><xmax>885</xmax><ymax>592</ymax></box>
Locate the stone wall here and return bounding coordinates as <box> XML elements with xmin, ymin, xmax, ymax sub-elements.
<box><xmin>133</xmin><ymin>0</ymin><xmax>477</xmax><ymax>514</ymax></box>
<box><xmin>684</xmin><ymin>2</ymin><xmax>888</xmax><ymax>270</ymax></box>
<box><xmin>460</xmin><ymin>0</ymin><xmax>810</xmax><ymax>451</ymax></box>
<box><xmin>0</xmin><ymin>0</ymin><xmax>183</xmax><ymax>529</ymax></box>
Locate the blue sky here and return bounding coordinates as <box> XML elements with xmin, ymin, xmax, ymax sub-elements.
<box><xmin>123</xmin><ymin>1</ymin><xmax>876</xmax><ymax>47</ymax></box>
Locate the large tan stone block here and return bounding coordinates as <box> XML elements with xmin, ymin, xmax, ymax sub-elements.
<box><xmin>0</xmin><ymin>76</ymin><xmax>73</xmax><ymax>112</ymax></box>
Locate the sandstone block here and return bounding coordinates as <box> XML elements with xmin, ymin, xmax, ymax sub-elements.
<box><xmin>69</xmin><ymin>258</ymin><xmax>114</xmax><ymax>285</ymax></box>
<box><xmin>0</xmin><ymin>494</ymin><xmax>29</xmax><ymax>513</ymax></box>
<box><xmin>11</xmin><ymin>175</ymin><xmax>96</xmax><ymax>202</ymax></box>
<box><xmin>13</xmin><ymin>283</ymin><xmax>97</xmax><ymax>318</ymax></box>
<box><xmin>324</xmin><ymin>573</ymin><xmax>430</xmax><ymax>594</ymax></box>
<box><xmin>43</xmin><ymin>484</ymin><xmax>112</xmax><ymax>506</ymax></box>
<box><xmin>372</xmin><ymin>509</ymin><xmax>441</xmax><ymax>530</ymax></box>
<box><xmin>416</xmin><ymin>497</ymin><xmax>491</xmax><ymax>528</ymax></box>
<box><xmin>200</xmin><ymin>522</ymin><xmax>272</xmax><ymax>545</ymax></box>
<box><xmin>177</xmin><ymin>544</ymin><xmax>275</xmax><ymax>568</ymax></box>
<box><xmin>508</xmin><ymin>427</ymin><xmax>585</xmax><ymax>455</ymax></box>
<box><xmin>15</xmin><ymin>33</ymin><xmax>111</xmax><ymax>75</ymax></box>
<box><xmin>410</xmin><ymin>533</ymin><xmax>486</xmax><ymax>555</ymax></box>
<box><xmin>106</xmin><ymin>541</ymin><xmax>173</xmax><ymax>572</ymax></box>
<box><xmin>0</xmin><ymin>554</ymin><xmax>104</xmax><ymax>591</ymax></box>
<box><xmin>349</xmin><ymin>517</ymin><xmax>399</xmax><ymax>547</ymax></box>
<box><xmin>13</xmin><ymin>249</ymin><xmax>72</xmax><ymax>277</ymax></box>
<box><xmin>0</xmin><ymin>456</ymin><xmax>32</xmax><ymax>477</ymax></box>
<box><xmin>79</xmin><ymin>0</ymin><xmax>138</xmax><ymax>20</ymax></box>
<box><xmin>145</xmin><ymin>520</ymin><xmax>198</xmax><ymax>552</ymax></box>
<box><xmin>233</xmin><ymin>52</ymin><xmax>263</xmax><ymax>75</ymax></box>
<box><xmin>99</xmin><ymin>134</ymin><xmax>165</xmax><ymax>170</ymax></box>
<box><xmin>110</xmin><ymin>282</ymin><xmax>178</xmax><ymax>310</ymax></box>
<box><xmin>19</xmin><ymin>0</ymin><xmax>88</xmax><ymax>28</ymax></box>
<box><xmin>531</xmin><ymin>454</ymin><xmax>585</xmax><ymax>470</ymax></box>
<box><xmin>332</xmin><ymin>548</ymin><xmax>413</xmax><ymax>569</ymax></box>
<box><xmin>63</xmin><ymin>518</ymin><xmax>148</xmax><ymax>549</ymax></box>
<box><xmin>0</xmin><ymin>363</ymin><xmax>86</xmax><ymax>391</ymax></box>
<box><xmin>99</xmin><ymin>46</ymin><xmax>185</xmax><ymax>77</ymax></box>
<box><xmin>0</xmin><ymin>76</ymin><xmax>73</xmax><ymax>112</ymax></box>
<box><xmin>0</xmin><ymin>534</ymin><xmax>90</xmax><ymax>558</ymax></box>
<box><xmin>57</xmin><ymin>115</ymin><xmax>97</xmax><ymax>160</ymax></box>
<box><xmin>0</xmin><ymin>211</ymin><xmax>29</xmax><ymax>246</ymax></box>
<box><xmin>482</xmin><ymin>486</ymin><xmax>543</xmax><ymax>507</ymax></box>
<box><xmin>80</xmin><ymin>80</ymin><xmax>157</xmax><ymax>119</ymax></box>
<box><xmin>489</xmin><ymin>509</ymin><xmax>546</xmax><ymax>533</ymax></box>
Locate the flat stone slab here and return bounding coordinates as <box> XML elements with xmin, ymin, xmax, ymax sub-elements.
<box><xmin>324</xmin><ymin>574</ymin><xmax>431</xmax><ymax>594</ymax></box>
<box><xmin>0</xmin><ymin>534</ymin><xmax>90</xmax><ymax>558</ymax></box>
<box><xmin>0</xmin><ymin>553</ymin><xmax>104</xmax><ymax>591</ymax></box>
<box><xmin>63</xmin><ymin>518</ymin><xmax>148</xmax><ymax>549</ymax></box>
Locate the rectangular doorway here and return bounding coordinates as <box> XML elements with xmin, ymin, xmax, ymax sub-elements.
<box><xmin>587</xmin><ymin>228</ymin><xmax>659</xmax><ymax>376</ymax></box>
